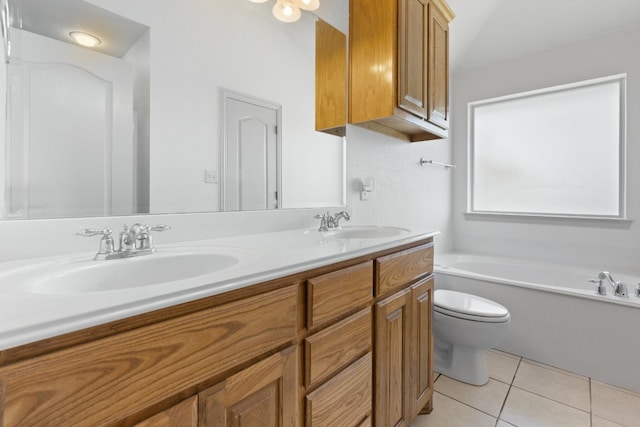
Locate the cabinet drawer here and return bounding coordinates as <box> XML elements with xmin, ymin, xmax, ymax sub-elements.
<box><xmin>305</xmin><ymin>352</ymin><xmax>372</xmax><ymax>427</ymax></box>
<box><xmin>307</xmin><ymin>261</ymin><xmax>373</xmax><ymax>329</ymax></box>
<box><xmin>1</xmin><ymin>285</ymin><xmax>298</xmax><ymax>426</ymax></box>
<box><xmin>304</xmin><ymin>307</ymin><xmax>372</xmax><ymax>389</ymax></box>
<box><xmin>375</xmin><ymin>243</ymin><xmax>433</xmax><ymax>296</ymax></box>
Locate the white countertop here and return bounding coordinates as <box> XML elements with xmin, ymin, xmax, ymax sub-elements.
<box><xmin>0</xmin><ymin>225</ymin><xmax>439</xmax><ymax>351</ymax></box>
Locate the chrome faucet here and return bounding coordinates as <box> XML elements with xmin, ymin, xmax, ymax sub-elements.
<box><xmin>329</xmin><ymin>211</ymin><xmax>350</xmax><ymax>229</ymax></box>
<box><xmin>314</xmin><ymin>211</ymin><xmax>351</xmax><ymax>231</ymax></box>
<box><xmin>77</xmin><ymin>223</ymin><xmax>171</xmax><ymax>260</ymax></box>
<box><xmin>590</xmin><ymin>271</ymin><xmax>628</xmax><ymax>297</ymax></box>
<box><xmin>635</xmin><ymin>282</ymin><xmax>640</xmax><ymax>298</ymax></box>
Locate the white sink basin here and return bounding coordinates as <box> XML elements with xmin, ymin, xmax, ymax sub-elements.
<box><xmin>319</xmin><ymin>225</ymin><xmax>410</xmax><ymax>239</ymax></box>
<box><xmin>0</xmin><ymin>247</ymin><xmax>248</xmax><ymax>294</ymax></box>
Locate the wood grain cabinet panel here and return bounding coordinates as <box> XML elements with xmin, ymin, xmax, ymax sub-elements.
<box><xmin>134</xmin><ymin>396</ymin><xmax>198</xmax><ymax>427</ymax></box>
<box><xmin>411</xmin><ymin>276</ymin><xmax>435</xmax><ymax>416</ymax></box>
<box><xmin>199</xmin><ymin>346</ymin><xmax>298</xmax><ymax>427</ymax></box>
<box><xmin>427</xmin><ymin>1</ymin><xmax>451</xmax><ymax>129</ymax></box>
<box><xmin>376</xmin><ymin>243</ymin><xmax>433</xmax><ymax>297</ymax></box>
<box><xmin>316</xmin><ymin>19</ymin><xmax>347</xmax><ymax>136</ymax></box>
<box><xmin>375</xmin><ymin>289</ymin><xmax>412</xmax><ymax>427</ymax></box>
<box><xmin>398</xmin><ymin>0</ymin><xmax>428</xmax><ymax>118</ymax></box>
<box><xmin>304</xmin><ymin>307</ymin><xmax>372</xmax><ymax>389</ymax></box>
<box><xmin>0</xmin><ymin>286</ymin><xmax>298</xmax><ymax>426</ymax></box>
<box><xmin>305</xmin><ymin>352</ymin><xmax>373</xmax><ymax>427</ymax></box>
<box><xmin>307</xmin><ymin>261</ymin><xmax>373</xmax><ymax>330</ymax></box>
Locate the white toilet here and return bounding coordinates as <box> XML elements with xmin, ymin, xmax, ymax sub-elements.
<box><xmin>433</xmin><ymin>289</ymin><xmax>511</xmax><ymax>386</ymax></box>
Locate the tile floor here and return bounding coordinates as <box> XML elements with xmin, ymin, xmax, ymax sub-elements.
<box><xmin>412</xmin><ymin>350</ymin><xmax>640</xmax><ymax>427</ymax></box>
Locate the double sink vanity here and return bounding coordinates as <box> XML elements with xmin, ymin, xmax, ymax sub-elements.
<box><xmin>0</xmin><ymin>220</ymin><xmax>438</xmax><ymax>427</ymax></box>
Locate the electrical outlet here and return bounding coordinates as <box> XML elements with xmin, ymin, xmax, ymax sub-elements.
<box><xmin>204</xmin><ymin>169</ymin><xmax>218</xmax><ymax>184</ymax></box>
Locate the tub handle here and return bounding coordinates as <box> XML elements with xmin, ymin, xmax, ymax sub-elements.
<box><xmin>614</xmin><ymin>281</ymin><xmax>628</xmax><ymax>298</ymax></box>
<box><xmin>588</xmin><ymin>279</ymin><xmax>606</xmax><ymax>296</ymax></box>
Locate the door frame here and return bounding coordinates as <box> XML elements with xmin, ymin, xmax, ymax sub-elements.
<box><xmin>220</xmin><ymin>88</ymin><xmax>283</xmax><ymax>211</ymax></box>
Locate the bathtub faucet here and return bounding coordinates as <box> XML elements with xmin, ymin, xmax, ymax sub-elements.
<box><xmin>596</xmin><ymin>271</ymin><xmax>628</xmax><ymax>298</ymax></box>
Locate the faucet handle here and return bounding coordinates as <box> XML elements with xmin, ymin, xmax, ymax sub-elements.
<box><xmin>588</xmin><ymin>278</ymin><xmax>606</xmax><ymax>296</ymax></box>
<box><xmin>76</xmin><ymin>227</ymin><xmax>115</xmax><ymax>256</ymax></box>
<box><xmin>76</xmin><ymin>227</ymin><xmax>112</xmax><ymax>238</ymax></box>
<box><xmin>314</xmin><ymin>213</ymin><xmax>329</xmax><ymax>231</ymax></box>
<box><xmin>614</xmin><ymin>281</ymin><xmax>628</xmax><ymax>298</ymax></box>
<box><xmin>148</xmin><ymin>224</ymin><xmax>171</xmax><ymax>232</ymax></box>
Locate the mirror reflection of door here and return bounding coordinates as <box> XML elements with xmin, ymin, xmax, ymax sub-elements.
<box><xmin>7</xmin><ymin>23</ymin><xmax>139</xmax><ymax>218</ymax></box>
<box><xmin>222</xmin><ymin>90</ymin><xmax>281</xmax><ymax>211</ymax></box>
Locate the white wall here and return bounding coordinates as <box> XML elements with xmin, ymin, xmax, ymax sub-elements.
<box><xmin>451</xmin><ymin>27</ymin><xmax>640</xmax><ymax>273</ymax></box>
<box><xmin>346</xmin><ymin>125</ymin><xmax>454</xmax><ymax>252</ymax></box>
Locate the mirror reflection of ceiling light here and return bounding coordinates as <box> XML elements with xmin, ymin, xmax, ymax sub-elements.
<box><xmin>247</xmin><ymin>0</ymin><xmax>320</xmax><ymax>23</ymax></box>
<box><xmin>69</xmin><ymin>31</ymin><xmax>101</xmax><ymax>47</ymax></box>
<box><xmin>293</xmin><ymin>0</ymin><xmax>320</xmax><ymax>11</ymax></box>
<box><xmin>272</xmin><ymin>0</ymin><xmax>302</xmax><ymax>23</ymax></box>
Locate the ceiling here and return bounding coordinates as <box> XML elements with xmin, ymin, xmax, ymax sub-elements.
<box><xmin>14</xmin><ymin>0</ymin><xmax>148</xmax><ymax>58</ymax></box>
<box><xmin>447</xmin><ymin>0</ymin><xmax>640</xmax><ymax>72</ymax></box>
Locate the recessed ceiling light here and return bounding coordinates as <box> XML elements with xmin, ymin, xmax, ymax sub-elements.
<box><xmin>69</xmin><ymin>31</ymin><xmax>101</xmax><ymax>48</ymax></box>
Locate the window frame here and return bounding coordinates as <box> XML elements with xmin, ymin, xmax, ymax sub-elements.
<box><xmin>466</xmin><ymin>74</ymin><xmax>627</xmax><ymax>221</ymax></box>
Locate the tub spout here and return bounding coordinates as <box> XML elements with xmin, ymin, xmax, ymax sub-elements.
<box><xmin>598</xmin><ymin>271</ymin><xmax>616</xmax><ymax>288</ymax></box>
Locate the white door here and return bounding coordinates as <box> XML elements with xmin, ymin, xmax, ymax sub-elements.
<box><xmin>223</xmin><ymin>92</ymin><xmax>280</xmax><ymax>211</ymax></box>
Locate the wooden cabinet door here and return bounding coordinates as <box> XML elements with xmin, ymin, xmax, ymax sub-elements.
<box><xmin>316</xmin><ymin>19</ymin><xmax>347</xmax><ymax>136</ymax></box>
<box><xmin>134</xmin><ymin>397</ymin><xmax>198</xmax><ymax>427</ymax></box>
<box><xmin>199</xmin><ymin>346</ymin><xmax>297</xmax><ymax>427</ymax></box>
<box><xmin>427</xmin><ymin>1</ymin><xmax>450</xmax><ymax>129</ymax></box>
<box><xmin>411</xmin><ymin>276</ymin><xmax>435</xmax><ymax>416</ymax></box>
<box><xmin>398</xmin><ymin>0</ymin><xmax>428</xmax><ymax>119</ymax></box>
<box><xmin>375</xmin><ymin>288</ymin><xmax>411</xmax><ymax>427</ymax></box>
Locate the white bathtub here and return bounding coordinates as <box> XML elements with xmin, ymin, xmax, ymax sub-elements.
<box><xmin>435</xmin><ymin>253</ymin><xmax>640</xmax><ymax>394</ymax></box>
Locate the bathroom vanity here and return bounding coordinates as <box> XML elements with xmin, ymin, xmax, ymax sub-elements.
<box><xmin>0</xmin><ymin>227</ymin><xmax>436</xmax><ymax>427</ymax></box>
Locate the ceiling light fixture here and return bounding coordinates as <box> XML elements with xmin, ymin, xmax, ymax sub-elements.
<box><xmin>69</xmin><ymin>31</ymin><xmax>101</xmax><ymax>47</ymax></box>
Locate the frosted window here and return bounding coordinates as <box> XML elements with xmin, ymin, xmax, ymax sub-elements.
<box><xmin>469</xmin><ymin>75</ymin><xmax>626</xmax><ymax>218</ymax></box>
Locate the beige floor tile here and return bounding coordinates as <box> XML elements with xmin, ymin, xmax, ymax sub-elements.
<box><xmin>592</xmin><ymin>380</ymin><xmax>640</xmax><ymax>427</ymax></box>
<box><xmin>496</xmin><ymin>421</ymin><xmax>516</xmax><ymax>427</ymax></box>
<box><xmin>487</xmin><ymin>349</ymin><xmax>520</xmax><ymax>384</ymax></box>
<box><xmin>411</xmin><ymin>392</ymin><xmax>496</xmax><ymax>427</ymax></box>
<box><xmin>434</xmin><ymin>375</ymin><xmax>509</xmax><ymax>417</ymax></box>
<box><xmin>592</xmin><ymin>415</ymin><xmax>626</xmax><ymax>427</ymax></box>
<box><xmin>512</xmin><ymin>359</ymin><xmax>590</xmax><ymax>411</ymax></box>
<box><xmin>501</xmin><ymin>387</ymin><xmax>590</xmax><ymax>427</ymax></box>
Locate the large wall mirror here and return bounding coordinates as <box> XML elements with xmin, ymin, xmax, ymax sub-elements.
<box><xmin>0</xmin><ymin>0</ymin><xmax>346</xmax><ymax>219</ymax></box>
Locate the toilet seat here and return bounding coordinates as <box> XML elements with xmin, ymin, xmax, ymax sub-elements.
<box><xmin>434</xmin><ymin>290</ymin><xmax>510</xmax><ymax>323</ymax></box>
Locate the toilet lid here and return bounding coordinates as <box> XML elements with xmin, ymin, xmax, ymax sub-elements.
<box><xmin>434</xmin><ymin>290</ymin><xmax>510</xmax><ymax>320</ymax></box>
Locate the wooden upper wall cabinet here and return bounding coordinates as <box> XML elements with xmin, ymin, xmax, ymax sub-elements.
<box><xmin>316</xmin><ymin>19</ymin><xmax>347</xmax><ymax>137</ymax></box>
<box><xmin>349</xmin><ymin>0</ymin><xmax>454</xmax><ymax>142</ymax></box>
